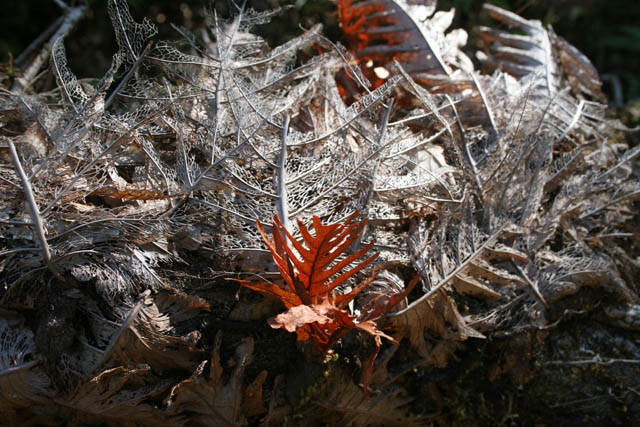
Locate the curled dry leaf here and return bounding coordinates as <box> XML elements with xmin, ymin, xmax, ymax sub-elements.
<box><xmin>299</xmin><ymin>365</ymin><xmax>424</xmax><ymax>426</ymax></box>
<box><xmin>56</xmin><ymin>365</ymin><xmax>175</xmax><ymax>427</ymax></box>
<box><xmin>268</xmin><ymin>303</ymin><xmax>333</xmax><ymax>333</ymax></box>
<box><xmin>83</xmin><ymin>291</ymin><xmax>207</xmax><ymax>375</ymax></box>
<box><xmin>391</xmin><ymin>289</ymin><xmax>484</xmax><ymax>360</ymax></box>
<box><xmin>165</xmin><ymin>331</ymin><xmax>265</xmax><ymax>426</ymax></box>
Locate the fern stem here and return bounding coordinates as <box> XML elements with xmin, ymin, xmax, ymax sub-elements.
<box><xmin>11</xmin><ymin>4</ymin><xmax>86</xmax><ymax>92</ymax></box>
<box><xmin>7</xmin><ymin>139</ymin><xmax>63</xmax><ymax>281</ymax></box>
<box><xmin>276</xmin><ymin>115</ymin><xmax>291</xmax><ymax>234</ymax></box>
<box><xmin>386</xmin><ymin>227</ymin><xmax>503</xmax><ymax>318</ymax></box>
<box><xmin>104</xmin><ymin>41</ymin><xmax>153</xmax><ymax>110</ymax></box>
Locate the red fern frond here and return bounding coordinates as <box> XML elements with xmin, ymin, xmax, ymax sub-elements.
<box><xmin>337</xmin><ymin>0</ymin><xmax>489</xmax><ymax>123</ymax></box>
<box><xmin>338</xmin><ymin>0</ymin><xmax>452</xmax><ymax>83</ymax></box>
<box><xmin>255</xmin><ymin>212</ymin><xmax>378</xmax><ymax>306</ymax></box>
<box><xmin>236</xmin><ymin>212</ymin><xmax>414</xmax><ymax>396</ymax></box>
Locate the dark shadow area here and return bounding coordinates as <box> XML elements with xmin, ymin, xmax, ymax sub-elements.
<box><xmin>3</xmin><ymin>1</ymin><xmax>640</xmax><ymax>104</ymax></box>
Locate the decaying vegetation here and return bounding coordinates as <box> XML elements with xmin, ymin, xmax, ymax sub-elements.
<box><xmin>1</xmin><ymin>0</ymin><xmax>638</xmax><ymax>425</ymax></box>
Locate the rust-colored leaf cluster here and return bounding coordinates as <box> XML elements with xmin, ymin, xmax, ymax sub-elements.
<box><xmin>336</xmin><ymin>0</ymin><xmax>488</xmax><ymax>121</ymax></box>
<box><xmin>338</xmin><ymin>0</ymin><xmax>445</xmax><ymax>87</ymax></box>
<box><xmin>237</xmin><ymin>212</ymin><xmax>415</xmax><ymax>392</ymax></box>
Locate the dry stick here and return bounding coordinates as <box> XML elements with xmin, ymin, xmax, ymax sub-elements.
<box><xmin>353</xmin><ymin>100</ymin><xmax>394</xmax><ymax>250</ymax></box>
<box><xmin>276</xmin><ymin>115</ymin><xmax>291</xmax><ymax>234</ymax></box>
<box><xmin>11</xmin><ymin>4</ymin><xmax>86</xmax><ymax>92</ymax></box>
<box><xmin>104</xmin><ymin>41</ymin><xmax>153</xmax><ymax>110</ymax></box>
<box><xmin>512</xmin><ymin>261</ymin><xmax>547</xmax><ymax>306</ymax></box>
<box><xmin>7</xmin><ymin>140</ymin><xmax>64</xmax><ymax>282</ymax></box>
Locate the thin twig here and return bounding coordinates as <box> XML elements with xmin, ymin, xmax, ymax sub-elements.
<box><xmin>276</xmin><ymin>115</ymin><xmax>291</xmax><ymax>234</ymax></box>
<box><xmin>539</xmin><ymin>355</ymin><xmax>640</xmax><ymax>366</ymax></box>
<box><xmin>513</xmin><ymin>262</ymin><xmax>547</xmax><ymax>306</ymax></box>
<box><xmin>104</xmin><ymin>41</ymin><xmax>153</xmax><ymax>110</ymax></box>
<box><xmin>12</xmin><ymin>4</ymin><xmax>87</xmax><ymax>91</ymax></box>
<box><xmin>7</xmin><ymin>139</ymin><xmax>63</xmax><ymax>281</ymax></box>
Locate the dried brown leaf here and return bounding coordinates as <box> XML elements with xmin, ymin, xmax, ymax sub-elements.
<box><xmin>101</xmin><ymin>292</ymin><xmax>205</xmax><ymax>373</ymax></box>
<box><xmin>268</xmin><ymin>304</ymin><xmax>332</xmax><ymax>333</ymax></box>
<box><xmin>243</xmin><ymin>370</ymin><xmax>268</xmax><ymax>418</ymax></box>
<box><xmin>452</xmin><ymin>274</ymin><xmax>502</xmax><ymax>300</ymax></box>
<box><xmin>303</xmin><ymin>366</ymin><xmax>423</xmax><ymax>426</ymax></box>
<box><xmin>391</xmin><ymin>289</ymin><xmax>484</xmax><ymax>358</ymax></box>
<box><xmin>164</xmin><ymin>332</ymin><xmax>264</xmax><ymax>426</ymax></box>
<box><xmin>58</xmin><ymin>365</ymin><xmax>176</xmax><ymax>427</ymax></box>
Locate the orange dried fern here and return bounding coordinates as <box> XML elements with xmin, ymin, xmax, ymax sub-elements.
<box><xmin>338</xmin><ymin>0</ymin><xmax>455</xmax><ymax>84</ymax></box>
<box><xmin>255</xmin><ymin>211</ymin><xmax>378</xmax><ymax>307</ymax></box>
<box><xmin>336</xmin><ymin>0</ymin><xmax>488</xmax><ymax>122</ymax></box>
<box><xmin>236</xmin><ymin>212</ymin><xmax>416</xmax><ymax>393</ymax></box>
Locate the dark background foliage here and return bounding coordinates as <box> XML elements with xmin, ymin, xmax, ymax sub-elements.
<box><xmin>2</xmin><ymin>0</ymin><xmax>640</xmax><ymax>105</ymax></box>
